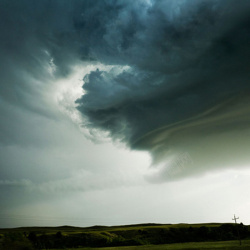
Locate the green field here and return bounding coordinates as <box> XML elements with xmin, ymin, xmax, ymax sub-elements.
<box><xmin>1</xmin><ymin>223</ymin><xmax>249</xmax><ymax>250</ymax></box>
<box><xmin>44</xmin><ymin>239</ymin><xmax>250</xmax><ymax>250</ymax></box>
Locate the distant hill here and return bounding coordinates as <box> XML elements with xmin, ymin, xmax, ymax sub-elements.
<box><xmin>0</xmin><ymin>222</ymin><xmax>249</xmax><ymax>249</ymax></box>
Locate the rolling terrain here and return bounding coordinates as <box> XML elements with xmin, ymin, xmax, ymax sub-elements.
<box><xmin>0</xmin><ymin>222</ymin><xmax>249</xmax><ymax>249</ymax></box>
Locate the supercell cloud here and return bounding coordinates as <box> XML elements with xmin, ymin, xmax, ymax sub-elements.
<box><xmin>1</xmin><ymin>0</ymin><xmax>250</xmax><ymax>182</ymax></box>
<box><xmin>76</xmin><ymin>0</ymin><xmax>250</xmax><ymax>180</ymax></box>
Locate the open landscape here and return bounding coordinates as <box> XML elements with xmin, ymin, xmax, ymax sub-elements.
<box><xmin>1</xmin><ymin>1</ymin><xmax>250</xmax><ymax>250</ymax></box>
<box><xmin>1</xmin><ymin>222</ymin><xmax>249</xmax><ymax>249</ymax></box>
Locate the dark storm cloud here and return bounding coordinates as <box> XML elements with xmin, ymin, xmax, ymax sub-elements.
<box><xmin>76</xmin><ymin>0</ymin><xmax>250</xmax><ymax>142</ymax></box>
<box><xmin>75</xmin><ymin>0</ymin><xmax>250</xmax><ymax>180</ymax></box>
<box><xmin>1</xmin><ymin>0</ymin><xmax>250</xmax><ymax>180</ymax></box>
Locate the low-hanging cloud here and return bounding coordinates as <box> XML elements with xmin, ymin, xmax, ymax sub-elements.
<box><xmin>75</xmin><ymin>0</ymin><xmax>250</xmax><ymax>180</ymax></box>
<box><xmin>1</xmin><ymin>0</ymin><xmax>250</xmax><ymax>182</ymax></box>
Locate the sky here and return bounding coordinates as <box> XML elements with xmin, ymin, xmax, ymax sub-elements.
<box><xmin>0</xmin><ymin>0</ymin><xmax>250</xmax><ymax>228</ymax></box>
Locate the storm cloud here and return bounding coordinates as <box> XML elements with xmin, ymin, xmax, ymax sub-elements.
<box><xmin>1</xmin><ymin>0</ymin><xmax>250</xmax><ymax>183</ymax></box>
<box><xmin>75</xmin><ymin>0</ymin><xmax>250</xmax><ymax>180</ymax></box>
<box><xmin>2</xmin><ymin>0</ymin><xmax>250</xmax><ymax>228</ymax></box>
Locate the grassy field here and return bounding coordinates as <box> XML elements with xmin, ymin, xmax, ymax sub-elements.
<box><xmin>1</xmin><ymin>223</ymin><xmax>249</xmax><ymax>250</ymax></box>
<box><xmin>46</xmin><ymin>239</ymin><xmax>250</xmax><ymax>250</ymax></box>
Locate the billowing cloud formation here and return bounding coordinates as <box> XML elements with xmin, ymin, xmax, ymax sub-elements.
<box><xmin>1</xmin><ymin>0</ymin><xmax>250</xmax><ymax>182</ymax></box>
<box><xmin>77</xmin><ymin>0</ymin><xmax>250</xmax><ymax>139</ymax></box>
<box><xmin>75</xmin><ymin>0</ymin><xmax>250</xmax><ymax>180</ymax></box>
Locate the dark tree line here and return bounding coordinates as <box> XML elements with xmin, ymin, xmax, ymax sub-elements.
<box><xmin>1</xmin><ymin>223</ymin><xmax>249</xmax><ymax>249</ymax></box>
<box><xmin>26</xmin><ymin>223</ymin><xmax>250</xmax><ymax>249</ymax></box>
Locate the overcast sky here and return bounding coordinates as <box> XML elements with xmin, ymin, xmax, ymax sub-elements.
<box><xmin>1</xmin><ymin>0</ymin><xmax>250</xmax><ymax>228</ymax></box>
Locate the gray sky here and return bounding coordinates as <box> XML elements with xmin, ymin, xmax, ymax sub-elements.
<box><xmin>1</xmin><ymin>0</ymin><xmax>250</xmax><ymax>228</ymax></box>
